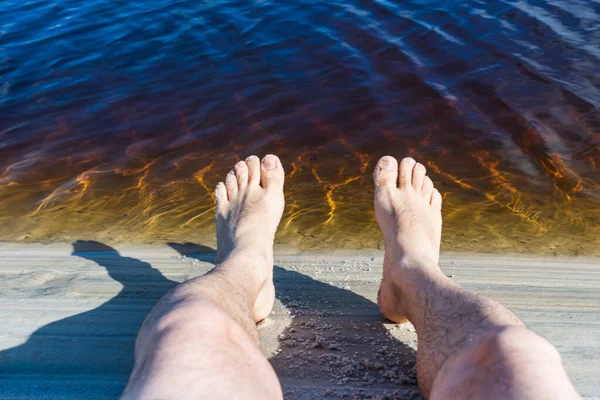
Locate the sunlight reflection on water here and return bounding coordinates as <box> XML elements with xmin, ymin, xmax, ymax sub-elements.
<box><xmin>1</xmin><ymin>0</ymin><xmax>599</xmax><ymax>255</ymax></box>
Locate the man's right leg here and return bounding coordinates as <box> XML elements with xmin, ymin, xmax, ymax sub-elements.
<box><xmin>121</xmin><ymin>155</ymin><xmax>285</xmax><ymax>400</ymax></box>
<box><xmin>373</xmin><ymin>156</ymin><xmax>581</xmax><ymax>400</ymax></box>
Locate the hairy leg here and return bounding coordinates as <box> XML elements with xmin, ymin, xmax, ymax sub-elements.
<box><xmin>374</xmin><ymin>156</ymin><xmax>580</xmax><ymax>400</ymax></box>
<box><xmin>122</xmin><ymin>155</ymin><xmax>285</xmax><ymax>400</ymax></box>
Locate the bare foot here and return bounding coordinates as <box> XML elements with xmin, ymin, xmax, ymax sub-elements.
<box><xmin>373</xmin><ymin>156</ymin><xmax>442</xmax><ymax>323</ymax></box>
<box><xmin>214</xmin><ymin>154</ymin><xmax>285</xmax><ymax>322</ymax></box>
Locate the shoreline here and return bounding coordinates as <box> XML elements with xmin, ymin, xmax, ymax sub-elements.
<box><xmin>2</xmin><ymin>240</ymin><xmax>600</xmax><ymax>260</ymax></box>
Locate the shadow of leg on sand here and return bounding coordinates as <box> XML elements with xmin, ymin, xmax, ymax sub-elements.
<box><xmin>168</xmin><ymin>242</ymin><xmax>419</xmax><ymax>399</ymax></box>
<box><xmin>0</xmin><ymin>240</ymin><xmax>177</xmax><ymax>398</ymax></box>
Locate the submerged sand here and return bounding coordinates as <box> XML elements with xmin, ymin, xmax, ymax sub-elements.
<box><xmin>0</xmin><ymin>243</ymin><xmax>598</xmax><ymax>399</ymax></box>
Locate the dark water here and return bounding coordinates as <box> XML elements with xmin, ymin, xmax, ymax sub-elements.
<box><xmin>1</xmin><ymin>0</ymin><xmax>600</xmax><ymax>255</ymax></box>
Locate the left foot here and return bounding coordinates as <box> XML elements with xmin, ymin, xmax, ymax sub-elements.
<box><xmin>373</xmin><ymin>156</ymin><xmax>443</xmax><ymax>323</ymax></box>
<box><xmin>214</xmin><ymin>155</ymin><xmax>285</xmax><ymax>322</ymax></box>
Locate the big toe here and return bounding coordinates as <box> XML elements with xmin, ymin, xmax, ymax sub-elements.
<box><xmin>374</xmin><ymin>156</ymin><xmax>399</xmax><ymax>188</ymax></box>
<box><xmin>260</xmin><ymin>154</ymin><xmax>285</xmax><ymax>190</ymax></box>
<box><xmin>431</xmin><ymin>188</ymin><xmax>442</xmax><ymax>209</ymax></box>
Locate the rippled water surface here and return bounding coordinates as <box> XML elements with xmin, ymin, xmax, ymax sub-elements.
<box><xmin>1</xmin><ymin>0</ymin><xmax>600</xmax><ymax>255</ymax></box>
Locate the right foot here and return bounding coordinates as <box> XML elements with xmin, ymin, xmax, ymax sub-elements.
<box><xmin>214</xmin><ymin>155</ymin><xmax>285</xmax><ymax>322</ymax></box>
<box><xmin>373</xmin><ymin>156</ymin><xmax>443</xmax><ymax>323</ymax></box>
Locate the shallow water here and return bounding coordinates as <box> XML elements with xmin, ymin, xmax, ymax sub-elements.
<box><xmin>1</xmin><ymin>0</ymin><xmax>599</xmax><ymax>255</ymax></box>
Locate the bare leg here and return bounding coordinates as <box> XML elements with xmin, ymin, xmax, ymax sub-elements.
<box><xmin>122</xmin><ymin>155</ymin><xmax>285</xmax><ymax>400</ymax></box>
<box><xmin>373</xmin><ymin>156</ymin><xmax>581</xmax><ymax>400</ymax></box>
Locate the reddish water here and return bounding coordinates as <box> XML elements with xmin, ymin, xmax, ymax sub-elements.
<box><xmin>1</xmin><ymin>0</ymin><xmax>599</xmax><ymax>255</ymax></box>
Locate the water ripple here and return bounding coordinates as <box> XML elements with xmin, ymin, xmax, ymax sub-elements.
<box><xmin>0</xmin><ymin>0</ymin><xmax>599</xmax><ymax>255</ymax></box>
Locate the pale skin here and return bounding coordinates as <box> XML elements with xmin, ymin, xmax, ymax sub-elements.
<box><xmin>121</xmin><ymin>154</ymin><xmax>581</xmax><ymax>400</ymax></box>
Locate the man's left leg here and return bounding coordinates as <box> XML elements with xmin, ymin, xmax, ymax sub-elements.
<box><xmin>121</xmin><ymin>155</ymin><xmax>286</xmax><ymax>400</ymax></box>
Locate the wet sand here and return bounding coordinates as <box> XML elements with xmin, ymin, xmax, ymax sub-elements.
<box><xmin>0</xmin><ymin>243</ymin><xmax>598</xmax><ymax>399</ymax></box>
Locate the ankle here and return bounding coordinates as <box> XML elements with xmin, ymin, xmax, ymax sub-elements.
<box><xmin>388</xmin><ymin>258</ymin><xmax>449</xmax><ymax>324</ymax></box>
<box><xmin>391</xmin><ymin>255</ymin><xmax>442</xmax><ymax>277</ymax></box>
<box><xmin>216</xmin><ymin>248</ymin><xmax>273</xmax><ymax>297</ymax></box>
<box><xmin>220</xmin><ymin>243</ymin><xmax>274</xmax><ymax>266</ymax></box>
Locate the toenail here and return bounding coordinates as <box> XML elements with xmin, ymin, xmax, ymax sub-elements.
<box><xmin>382</xmin><ymin>159</ymin><xmax>395</xmax><ymax>171</ymax></box>
<box><xmin>262</xmin><ymin>156</ymin><xmax>277</xmax><ymax>170</ymax></box>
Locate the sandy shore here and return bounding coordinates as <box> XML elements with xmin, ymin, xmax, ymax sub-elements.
<box><xmin>0</xmin><ymin>242</ymin><xmax>598</xmax><ymax>399</ymax></box>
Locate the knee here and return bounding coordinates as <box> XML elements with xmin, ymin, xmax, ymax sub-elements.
<box><xmin>153</xmin><ymin>299</ymin><xmax>237</xmax><ymax>336</ymax></box>
<box><xmin>136</xmin><ymin>298</ymin><xmax>241</xmax><ymax>352</ymax></box>
<box><xmin>430</xmin><ymin>327</ymin><xmax>566</xmax><ymax>399</ymax></box>
<box><xmin>474</xmin><ymin>326</ymin><xmax>561</xmax><ymax>366</ymax></box>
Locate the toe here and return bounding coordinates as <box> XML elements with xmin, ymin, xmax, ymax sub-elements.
<box><xmin>399</xmin><ymin>157</ymin><xmax>417</xmax><ymax>189</ymax></box>
<box><xmin>431</xmin><ymin>188</ymin><xmax>442</xmax><ymax>208</ymax></box>
<box><xmin>260</xmin><ymin>154</ymin><xmax>285</xmax><ymax>190</ymax></box>
<box><xmin>373</xmin><ymin>156</ymin><xmax>398</xmax><ymax>188</ymax></box>
<box><xmin>422</xmin><ymin>176</ymin><xmax>434</xmax><ymax>199</ymax></box>
<box><xmin>245</xmin><ymin>155</ymin><xmax>261</xmax><ymax>186</ymax></box>
<box><xmin>412</xmin><ymin>162</ymin><xmax>426</xmax><ymax>191</ymax></box>
<box><xmin>215</xmin><ymin>182</ymin><xmax>228</xmax><ymax>210</ymax></box>
<box><xmin>234</xmin><ymin>161</ymin><xmax>248</xmax><ymax>190</ymax></box>
<box><xmin>225</xmin><ymin>170</ymin><xmax>238</xmax><ymax>199</ymax></box>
